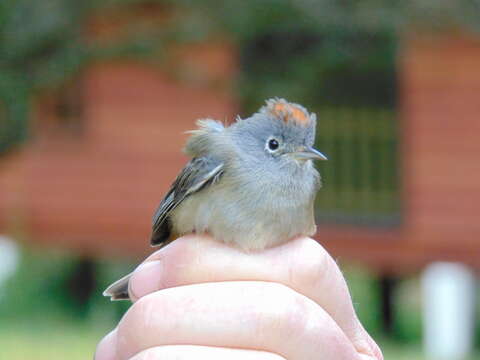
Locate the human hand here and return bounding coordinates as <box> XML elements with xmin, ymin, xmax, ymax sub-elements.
<box><xmin>95</xmin><ymin>235</ymin><xmax>383</xmax><ymax>360</ymax></box>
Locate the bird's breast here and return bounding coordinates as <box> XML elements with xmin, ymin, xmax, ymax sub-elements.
<box><xmin>171</xmin><ymin>160</ymin><xmax>319</xmax><ymax>250</ymax></box>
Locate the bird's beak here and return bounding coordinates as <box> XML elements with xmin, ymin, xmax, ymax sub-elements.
<box><xmin>292</xmin><ymin>146</ymin><xmax>328</xmax><ymax>161</ymax></box>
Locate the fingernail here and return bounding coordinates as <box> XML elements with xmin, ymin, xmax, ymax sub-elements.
<box><xmin>129</xmin><ymin>260</ymin><xmax>163</xmax><ymax>300</ymax></box>
<box><xmin>356</xmin><ymin>322</ymin><xmax>382</xmax><ymax>359</ymax></box>
<box><xmin>355</xmin><ymin>339</ymin><xmax>375</xmax><ymax>357</ymax></box>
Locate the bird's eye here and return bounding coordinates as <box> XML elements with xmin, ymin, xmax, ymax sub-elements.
<box><xmin>267</xmin><ymin>138</ymin><xmax>280</xmax><ymax>151</ymax></box>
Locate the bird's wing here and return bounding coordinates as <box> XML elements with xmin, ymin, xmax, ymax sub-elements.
<box><xmin>150</xmin><ymin>157</ymin><xmax>224</xmax><ymax>246</ymax></box>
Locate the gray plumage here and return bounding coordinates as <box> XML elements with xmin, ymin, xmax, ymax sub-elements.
<box><xmin>104</xmin><ymin>98</ymin><xmax>326</xmax><ymax>300</ymax></box>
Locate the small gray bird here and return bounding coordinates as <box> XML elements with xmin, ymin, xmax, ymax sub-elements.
<box><xmin>104</xmin><ymin>98</ymin><xmax>327</xmax><ymax>300</ymax></box>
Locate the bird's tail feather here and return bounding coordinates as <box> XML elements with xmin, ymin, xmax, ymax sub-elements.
<box><xmin>103</xmin><ymin>273</ymin><xmax>132</xmax><ymax>301</ymax></box>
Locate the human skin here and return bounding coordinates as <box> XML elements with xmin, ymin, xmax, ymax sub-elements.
<box><xmin>95</xmin><ymin>236</ymin><xmax>383</xmax><ymax>360</ymax></box>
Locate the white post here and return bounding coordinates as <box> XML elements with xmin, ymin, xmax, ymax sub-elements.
<box><xmin>0</xmin><ymin>235</ymin><xmax>19</xmax><ymax>297</ymax></box>
<box><xmin>421</xmin><ymin>262</ymin><xmax>477</xmax><ymax>360</ymax></box>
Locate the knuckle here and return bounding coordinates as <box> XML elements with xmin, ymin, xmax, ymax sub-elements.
<box><xmin>152</xmin><ymin>237</ymin><xmax>198</xmax><ymax>287</ymax></box>
<box><xmin>164</xmin><ymin>235</ymin><xmax>203</xmax><ymax>269</ymax></box>
<box><xmin>120</xmin><ymin>292</ymin><xmax>162</xmax><ymax>337</ymax></box>
<box><xmin>257</xmin><ymin>283</ymin><xmax>313</xmax><ymax>336</ymax></box>
<box><xmin>136</xmin><ymin>292</ymin><xmax>162</xmax><ymax>330</ymax></box>
<box><xmin>163</xmin><ymin>236</ymin><xmax>191</xmax><ymax>261</ymax></box>
<box><xmin>296</xmin><ymin>237</ymin><xmax>329</xmax><ymax>264</ymax></box>
<box><xmin>293</xmin><ymin>239</ymin><xmax>333</xmax><ymax>288</ymax></box>
<box><xmin>282</xmin><ymin>296</ymin><xmax>313</xmax><ymax>335</ymax></box>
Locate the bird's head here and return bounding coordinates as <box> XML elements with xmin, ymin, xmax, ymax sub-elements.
<box><xmin>232</xmin><ymin>98</ymin><xmax>327</xmax><ymax>167</ymax></box>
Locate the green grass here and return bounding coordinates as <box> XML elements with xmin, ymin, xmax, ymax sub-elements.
<box><xmin>0</xmin><ymin>320</ymin><xmax>108</xmax><ymax>360</ymax></box>
<box><xmin>380</xmin><ymin>341</ymin><xmax>480</xmax><ymax>360</ymax></box>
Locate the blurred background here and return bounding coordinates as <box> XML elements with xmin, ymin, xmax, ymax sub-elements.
<box><xmin>0</xmin><ymin>1</ymin><xmax>479</xmax><ymax>359</ymax></box>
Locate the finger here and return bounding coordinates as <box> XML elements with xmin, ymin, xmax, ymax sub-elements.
<box><xmin>116</xmin><ymin>281</ymin><xmax>360</xmax><ymax>360</ymax></box>
<box><xmin>95</xmin><ymin>329</ymin><xmax>118</xmax><ymax>360</ymax></box>
<box><xmin>362</xmin><ymin>326</ymin><xmax>384</xmax><ymax>360</ymax></box>
<box><xmin>129</xmin><ymin>345</ymin><xmax>286</xmax><ymax>360</ymax></box>
<box><xmin>128</xmin><ymin>235</ymin><xmax>375</xmax><ymax>357</ymax></box>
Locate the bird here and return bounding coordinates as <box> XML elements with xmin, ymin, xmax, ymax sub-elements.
<box><xmin>104</xmin><ymin>98</ymin><xmax>327</xmax><ymax>300</ymax></box>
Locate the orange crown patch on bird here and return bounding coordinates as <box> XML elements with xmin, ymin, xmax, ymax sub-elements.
<box><xmin>262</xmin><ymin>98</ymin><xmax>314</xmax><ymax>127</ymax></box>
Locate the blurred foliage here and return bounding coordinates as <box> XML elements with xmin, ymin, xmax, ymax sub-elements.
<box><xmin>0</xmin><ymin>0</ymin><xmax>167</xmax><ymax>154</ymax></box>
<box><xmin>343</xmin><ymin>263</ymin><xmax>383</xmax><ymax>336</ymax></box>
<box><xmin>394</xmin><ymin>276</ymin><xmax>423</xmax><ymax>343</ymax></box>
<box><xmin>0</xmin><ymin>0</ymin><xmax>89</xmax><ymax>154</ymax></box>
<box><xmin>0</xmin><ymin>246</ymin><xmax>132</xmax><ymax>322</ymax></box>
